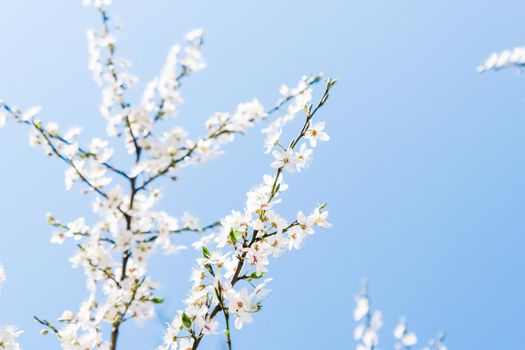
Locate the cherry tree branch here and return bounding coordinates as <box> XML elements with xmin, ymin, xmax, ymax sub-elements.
<box><xmin>190</xmin><ymin>77</ymin><xmax>337</xmax><ymax>349</ymax></box>
<box><xmin>98</xmin><ymin>8</ymin><xmax>142</xmax><ymax>161</ymax></box>
<box><xmin>136</xmin><ymin>73</ymin><xmax>322</xmax><ymax>193</ymax></box>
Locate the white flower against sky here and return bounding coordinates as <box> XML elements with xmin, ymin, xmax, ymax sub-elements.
<box><xmin>182</xmin><ymin>212</ymin><xmax>201</xmax><ymax>231</ymax></box>
<box><xmin>305</xmin><ymin>121</ymin><xmax>330</xmax><ymax>147</ymax></box>
<box><xmin>309</xmin><ymin>207</ymin><xmax>332</xmax><ymax>228</ymax></box>
<box><xmin>21</xmin><ymin>106</ymin><xmax>41</xmax><ymax>121</ymax></box>
<box><xmin>225</xmin><ymin>287</ymin><xmax>258</xmax><ymax>330</ymax></box>
<box><xmin>263</xmin><ymin>127</ymin><xmax>281</xmax><ymax>153</ymax></box>
<box><xmin>295</xmin><ymin>143</ymin><xmax>313</xmax><ymax>172</ymax></box>
<box><xmin>271</xmin><ymin>148</ymin><xmax>296</xmax><ymax>172</ymax></box>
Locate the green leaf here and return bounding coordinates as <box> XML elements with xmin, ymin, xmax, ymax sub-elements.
<box><xmin>228</xmin><ymin>229</ymin><xmax>238</xmax><ymax>245</ymax></box>
<box><xmin>327</xmin><ymin>77</ymin><xmax>338</xmax><ymax>88</ymax></box>
<box><xmin>250</xmin><ymin>272</ymin><xmax>264</xmax><ymax>280</ymax></box>
<box><xmin>182</xmin><ymin>313</ymin><xmax>192</xmax><ymax>328</ymax></box>
<box><xmin>147</xmin><ymin>235</ymin><xmax>158</xmax><ymax>243</ymax></box>
<box><xmin>202</xmin><ymin>246</ymin><xmax>211</xmax><ymax>259</ymax></box>
<box><xmin>303</xmin><ymin>104</ymin><xmax>313</xmax><ymax>116</ymax></box>
<box><xmin>151</xmin><ymin>297</ymin><xmax>164</xmax><ymax>304</ymax></box>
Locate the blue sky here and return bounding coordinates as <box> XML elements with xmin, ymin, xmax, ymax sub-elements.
<box><xmin>0</xmin><ymin>0</ymin><xmax>524</xmax><ymax>349</ymax></box>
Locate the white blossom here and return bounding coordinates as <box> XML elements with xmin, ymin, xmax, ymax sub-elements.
<box><xmin>305</xmin><ymin>121</ymin><xmax>330</xmax><ymax>147</ymax></box>
<box><xmin>21</xmin><ymin>106</ymin><xmax>41</xmax><ymax>121</ymax></box>
<box><xmin>0</xmin><ymin>326</ymin><xmax>22</xmax><ymax>350</ymax></box>
<box><xmin>271</xmin><ymin>148</ymin><xmax>296</xmax><ymax>172</ymax></box>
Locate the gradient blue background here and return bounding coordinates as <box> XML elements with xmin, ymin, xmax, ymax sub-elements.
<box><xmin>0</xmin><ymin>1</ymin><xmax>524</xmax><ymax>349</ymax></box>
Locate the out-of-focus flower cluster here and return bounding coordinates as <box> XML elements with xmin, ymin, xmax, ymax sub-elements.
<box><xmin>353</xmin><ymin>284</ymin><xmax>447</xmax><ymax>350</ymax></box>
<box><xmin>478</xmin><ymin>46</ymin><xmax>525</xmax><ymax>72</ymax></box>
<box><xmin>0</xmin><ymin>264</ymin><xmax>22</xmax><ymax>350</ymax></box>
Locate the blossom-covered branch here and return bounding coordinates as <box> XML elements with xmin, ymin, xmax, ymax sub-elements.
<box><xmin>159</xmin><ymin>78</ymin><xmax>336</xmax><ymax>350</ymax></box>
<box><xmin>135</xmin><ymin>73</ymin><xmax>322</xmax><ymax>193</ymax></box>
<box><xmin>0</xmin><ymin>1</ymin><xmax>336</xmax><ymax>349</ymax></box>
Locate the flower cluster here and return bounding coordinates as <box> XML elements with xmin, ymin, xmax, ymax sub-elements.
<box><xmin>0</xmin><ymin>264</ymin><xmax>22</xmax><ymax>350</ymax></box>
<box><xmin>0</xmin><ymin>1</ymin><xmax>333</xmax><ymax>349</ymax></box>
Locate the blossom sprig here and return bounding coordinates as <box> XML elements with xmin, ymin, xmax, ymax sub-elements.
<box><xmin>159</xmin><ymin>78</ymin><xmax>336</xmax><ymax>350</ymax></box>
<box><xmin>0</xmin><ymin>102</ymin><xmax>125</xmax><ymax>199</ymax></box>
<box><xmin>134</xmin><ymin>73</ymin><xmax>324</xmax><ymax>194</ymax></box>
<box><xmin>143</xmin><ymin>28</ymin><xmax>206</xmax><ymax>126</ymax></box>
<box><xmin>478</xmin><ymin>45</ymin><xmax>525</xmax><ymax>73</ymax></box>
<box><xmin>262</xmin><ymin>74</ymin><xmax>321</xmax><ymax>153</ymax></box>
<box><xmin>0</xmin><ymin>264</ymin><xmax>23</xmax><ymax>350</ymax></box>
<box><xmin>269</xmin><ymin>77</ymin><xmax>335</xmax><ymax>177</ymax></box>
<box><xmin>84</xmin><ymin>0</ymin><xmax>205</xmax><ymax>162</ymax></box>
